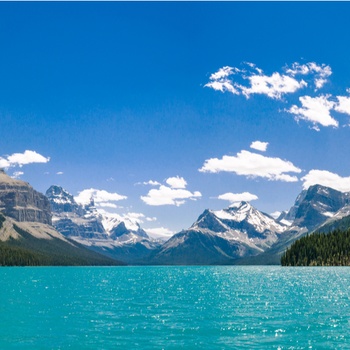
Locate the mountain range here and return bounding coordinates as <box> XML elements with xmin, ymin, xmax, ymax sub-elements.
<box><xmin>46</xmin><ymin>181</ymin><xmax>350</xmax><ymax>265</ymax></box>
<box><xmin>0</xmin><ymin>170</ymin><xmax>122</xmax><ymax>266</ymax></box>
<box><xmin>1</xmin><ymin>168</ymin><xmax>350</xmax><ymax>265</ymax></box>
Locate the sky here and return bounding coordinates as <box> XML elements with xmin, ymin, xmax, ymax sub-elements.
<box><xmin>1</xmin><ymin>2</ymin><xmax>350</xmax><ymax>238</ymax></box>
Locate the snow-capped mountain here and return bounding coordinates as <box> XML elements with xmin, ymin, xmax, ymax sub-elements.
<box><xmin>0</xmin><ymin>171</ymin><xmax>120</xmax><ymax>266</ymax></box>
<box><xmin>194</xmin><ymin>202</ymin><xmax>286</xmax><ymax>249</ymax></box>
<box><xmin>285</xmin><ymin>185</ymin><xmax>350</xmax><ymax>231</ymax></box>
<box><xmin>46</xmin><ymin>185</ymin><xmax>159</xmax><ymax>263</ymax></box>
<box><xmin>150</xmin><ymin>201</ymin><xmax>287</xmax><ymax>265</ymax></box>
<box><xmin>46</xmin><ymin>183</ymin><xmax>350</xmax><ymax>265</ymax></box>
<box><xmin>255</xmin><ymin>184</ymin><xmax>350</xmax><ymax>263</ymax></box>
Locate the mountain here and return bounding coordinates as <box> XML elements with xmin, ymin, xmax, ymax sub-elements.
<box><xmin>44</xmin><ymin>182</ymin><xmax>350</xmax><ymax>265</ymax></box>
<box><xmin>46</xmin><ymin>185</ymin><xmax>106</xmax><ymax>239</ymax></box>
<box><xmin>0</xmin><ymin>171</ymin><xmax>121</xmax><ymax>266</ymax></box>
<box><xmin>243</xmin><ymin>184</ymin><xmax>350</xmax><ymax>264</ymax></box>
<box><xmin>149</xmin><ymin>201</ymin><xmax>286</xmax><ymax>265</ymax></box>
<box><xmin>0</xmin><ymin>169</ymin><xmax>51</xmax><ymax>224</ymax></box>
<box><xmin>291</xmin><ymin>185</ymin><xmax>350</xmax><ymax>231</ymax></box>
<box><xmin>46</xmin><ymin>185</ymin><xmax>160</xmax><ymax>263</ymax></box>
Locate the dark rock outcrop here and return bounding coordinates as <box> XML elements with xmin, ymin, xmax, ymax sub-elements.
<box><xmin>0</xmin><ymin>169</ymin><xmax>52</xmax><ymax>224</ymax></box>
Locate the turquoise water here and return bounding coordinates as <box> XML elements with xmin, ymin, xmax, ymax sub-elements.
<box><xmin>0</xmin><ymin>266</ymin><xmax>349</xmax><ymax>349</ymax></box>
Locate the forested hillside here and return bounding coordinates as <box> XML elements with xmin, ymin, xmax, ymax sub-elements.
<box><xmin>281</xmin><ymin>229</ymin><xmax>350</xmax><ymax>266</ymax></box>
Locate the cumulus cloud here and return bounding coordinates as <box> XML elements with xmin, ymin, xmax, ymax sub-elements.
<box><xmin>75</xmin><ymin>188</ymin><xmax>127</xmax><ymax>207</ymax></box>
<box><xmin>218</xmin><ymin>192</ymin><xmax>258</xmax><ymax>203</ymax></box>
<box><xmin>166</xmin><ymin>176</ymin><xmax>187</xmax><ymax>189</ymax></box>
<box><xmin>136</xmin><ymin>180</ymin><xmax>161</xmax><ymax>186</ymax></box>
<box><xmin>145</xmin><ymin>227</ymin><xmax>174</xmax><ymax>239</ymax></box>
<box><xmin>205</xmin><ymin>61</ymin><xmax>350</xmax><ymax>129</ymax></box>
<box><xmin>141</xmin><ymin>185</ymin><xmax>201</xmax><ymax>206</ymax></box>
<box><xmin>199</xmin><ymin>150</ymin><xmax>301</xmax><ymax>182</ymax></box>
<box><xmin>335</xmin><ymin>94</ymin><xmax>350</xmax><ymax>115</ymax></box>
<box><xmin>0</xmin><ymin>150</ymin><xmax>50</xmax><ymax>169</ymax></box>
<box><xmin>285</xmin><ymin>62</ymin><xmax>332</xmax><ymax>89</ymax></box>
<box><xmin>238</xmin><ymin>72</ymin><xmax>306</xmax><ymax>99</ymax></box>
<box><xmin>11</xmin><ymin>171</ymin><xmax>24</xmax><ymax>179</ymax></box>
<box><xmin>302</xmin><ymin>170</ymin><xmax>350</xmax><ymax>192</ymax></box>
<box><xmin>250</xmin><ymin>141</ymin><xmax>269</xmax><ymax>152</ymax></box>
<box><xmin>287</xmin><ymin>95</ymin><xmax>338</xmax><ymax>128</ymax></box>
<box><xmin>204</xmin><ymin>61</ymin><xmax>331</xmax><ymax>100</ymax></box>
<box><xmin>209</xmin><ymin>66</ymin><xmax>235</xmax><ymax>80</ymax></box>
<box><xmin>270</xmin><ymin>211</ymin><xmax>282</xmax><ymax>219</ymax></box>
<box><xmin>98</xmin><ymin>202</ymin><xmax>118</xmax><ymax>209</ymax></box>
<box><xmin>141</xmin><ymin>176</ymin><xmax>201</xmax><ymax>206</ymax></box>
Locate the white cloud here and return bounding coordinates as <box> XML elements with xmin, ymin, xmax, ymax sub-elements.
<box><xmin>138</xmin><ymin>180</ymin><xmax>161</xmax><ymax>186</ymax></box>
<box><xmin>209</xmin><ymin>66</ymin><xmax>234</xmax><ymax>80</ymax></box>
<box><xmin>141</xmin><ymin>185</ymin><xmax>202</xmax><ymax>206</ymax></box>
<box><xmin>238</xmin><ymin>72</ymin><xmax>306</xmax><ymax>99</ymax></box>
<box><xmin>75</xmin><ymin>188</ymin><xmax>127</xmax><ymax>207</ymax></box>
<box><xmin>98</xmin><ymin>202</ymin><xmax>118</xmax><ymax>209</ymax></box>
<box><xmin>287</xmin><ymin>95</ymin><xmax>338</xmax><ymax>128</ymax></box>
<box><xmin>141</xmin><ymin>176</ymin><xmax>201</xmax><ymax>206</ymax></box>
<box><xmin>121</xmin><ymin>212</ymin><xmax>145</xmax><ymax>224</ymax></box>
<box><xmin>11</xmin><ymin>171</ymin><xmax>24</xmax><ymax>179</ymax></box>
<box><xmin>286</xmin><ymin>62</ymin><xmax>332</xmax><ymax>89</ymax></box>
<box><xmin>205</xmin><ymin>65</ymin><xmax>241</xmax><ymax>94</ymax></box>
<box><xmin>270</xmin><ymin>211</ymin><xmax>281</xmax><ymax>219</ymax></box>
<box><xmin>335</xmin><ymin>95</ymin><xmax>350</xmax><ymax>115</ymax></box>
<box><xmin>250</xmin><ymin>141</ymin><xmax>269</xmax><ymax>152</ymax></box>
<box><xmin>0</xmin><ymin>158</ymin><xmax>9</xmax><ymax>168</ymax></box>
<box><xmin>204</xmin><ymin>80</ymin><xmax>239</xmax><ymax>94</ymax></box>
<box><xmin>218</xmin><ymin>192</ymin><xmax>258</xmax><ymax>203</ymax></box>
<box><xmin>205</xmin><ymin>62</ymin><xmax>319</xmax><ymax>100</ymax></box>
<box><xmin>302</xmin><ymin>170</ymin><xmax>350</xmax><ymax>192</ymax></box>
<box><xmin>144</xmin><ymin>227</ymin><xmax>174</xmax><ymax>240</ymax></box>
<box><xmin>146</xmin><ymin>217</ymin><xmax>157</xmax><ymax>222</ymax></box>
<box><xmin>199</xmin><ymin>150</ymin><xmax>301</xmax><ymax>182</ymax></box>
<box><xmin>166</xmin><ymin>176</ymin><xmax>187</xmax><ymax>189</ymax></box>
<box><xmin>0</xmin><ymin>150</ymin><xmax>50</xmax><ymax>169</ymax></box>
<box><xmin>56</xmin><ymin>171</ymin><xmax>64</xmax><ymax>175</ymax></box>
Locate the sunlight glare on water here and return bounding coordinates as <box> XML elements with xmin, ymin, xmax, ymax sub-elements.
<box><xmin>0</xmin><ymin>266</ymin><xmax>349</xmax><ymax>349</ymax></box>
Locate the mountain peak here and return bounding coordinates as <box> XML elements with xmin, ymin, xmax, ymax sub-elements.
<box><xmin>228</xmin><ymin>200</ymin><xmax>251</xmax><ymax>209</ymax></box>
<box><xmin>0</xmin><ymin>169</ymin><xmax>29</xmax><ymax>187</ymax></box>
<box><xmin>46</xmin><ymin>185</ymin><xmax>72</xmax><ymax>198</ymax></box>
<box><xmin>290</xmin><ymin>184</ymin><xmax>350</xmax><ymax>231</ymax></box>
<box><xmin>46</xmin><ymin>185</ymin><xmax>82</xmax><ymax>215</ymax></box>
<box><xmin>0</xmin><ymin>171</ymin><xmax>52</xmax><ymax>224</ymax></box>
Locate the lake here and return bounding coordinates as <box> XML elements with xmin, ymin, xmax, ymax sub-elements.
<box><xmin>0</xmin><ymin>266</ymin><xmax>349</xmax><ymax>349</ymax></box>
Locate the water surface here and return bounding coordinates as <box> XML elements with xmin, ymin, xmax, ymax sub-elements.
<box><xmin>0</xmin><ymin>266</ymin><xmax>349</xmax><ymax>349</ymax></box>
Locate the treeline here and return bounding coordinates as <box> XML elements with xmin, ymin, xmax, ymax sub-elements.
<box><xmin>281</xmin><ymin>229</ymin><xmax>350</xmax><ymax>266</ymax></box>
<box><xmin>0</xmin><ymin>242</ymin><xmax>48</xmax><ymax>266</ymax></box>
<box><xmin>0</xmin><ymin>220</ymin><xmax>122</xmax><ymax>266</ymax></box>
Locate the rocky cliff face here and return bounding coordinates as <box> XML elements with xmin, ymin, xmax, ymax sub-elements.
<box><xmin>0</xmin><ymin>169</ymin><xmax>52</xmax><ymax>225</ymax></box>
<box><xmin>46</xmin><ymin>185</ymin><xmax>106</xmax><ymax>239</ymax></box>
<box><xmin>46</xmin><ymin>185</ymin><xmax>161</xmax><ymax>264</ymax></box>
<box><xmin>288</xmin><ymin>185</ymin><xmax>350</xmax><ymax>231</ymax></box>
<box><xmin>150</xmin><ymin>201</ymin><xmax>287</xmax><ymax>265</ymax></box>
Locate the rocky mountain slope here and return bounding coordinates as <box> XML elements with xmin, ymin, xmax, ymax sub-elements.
<box><xmin>240</xmin><ymin>184</ymin><xmax>350</xmax><ymax>264</ymax></box>
<box><xmin>42</xmin><ymin>181</ymin><xmax>350</xmax><ymax>265</ymax></box>
<box><xmin>46</xmin><ymin>185</ymin><xmax>160</xmax><ymax>263</ymax></box>
<box><xmin>149</xmin><ymin>202</ymin><xmax>286</xmax><ymax>265</ymax></box>
<box><xmin>0</xmin><ymin>169</ymin><xmax>51</xmax><ymax>224</ymax></box>
<box><xmin>0</xmin><ymin>171</ymin><xmax>121</xmax><ymax>266</ymax></box>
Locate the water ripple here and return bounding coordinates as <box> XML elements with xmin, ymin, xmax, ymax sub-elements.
<box><xmin>0</xmin><ymin>266</ymin><xmax>349</xmax><ymax>349</ymax></box>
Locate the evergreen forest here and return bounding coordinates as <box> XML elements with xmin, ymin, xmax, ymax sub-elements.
<box><xmin>281</xmin><ymin>229</ymin><xmax>350</xmax><ymax>266</ymax></box>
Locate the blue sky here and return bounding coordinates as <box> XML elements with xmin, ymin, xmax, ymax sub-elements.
<box><xmin>1</xmin><ymin>2</ymin><xmax>350</xmax><ymax>238</ymax></box>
